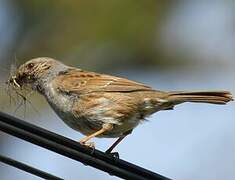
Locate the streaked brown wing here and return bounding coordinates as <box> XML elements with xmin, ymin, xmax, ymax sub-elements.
<box><xmin>53</xmin><ymin>69</ymin><xmax>153</xmax><ymax>94</ymax></box>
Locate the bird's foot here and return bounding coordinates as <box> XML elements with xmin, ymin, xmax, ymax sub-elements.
<box><xmin>106</xmin><ymin>151</ymin><xmax>120</xmax><ymax>159</ymax></box>
<box><xmin>80</xmin><ymin>141</ymin><xmax>95</xmax><ymax>149</ymax></box>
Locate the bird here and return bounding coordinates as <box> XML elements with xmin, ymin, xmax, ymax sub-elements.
<box><xmin>8</xmin><ymin>57</ymin><xmax>233</xmax><ymax>153</ymax></box>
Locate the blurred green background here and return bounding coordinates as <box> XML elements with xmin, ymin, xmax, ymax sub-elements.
<box><xmin>0</xmin><ymin>1</ymin><xmax>234</xmax><ymax>180</ymax></box>
<box><xmin>1</xmin><ymin>0</ymin><xmax>171</xmax><ymax>70</ymax></box>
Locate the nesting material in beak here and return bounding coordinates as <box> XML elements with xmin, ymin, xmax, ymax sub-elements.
<box><xmin>7</xmin><ymin>75</ymin><xmax>21</xmax><ymax>88</ymax></box>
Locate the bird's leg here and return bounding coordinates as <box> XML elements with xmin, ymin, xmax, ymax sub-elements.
<box><xmin>105</xmin><ymin>136</ymin><xmax>126</xmax><ymax>158</ymax></box>
<box><xmin>105</xmin><ymin>129</ymin><xmax>132</xmax><ymax>156</ymax></box>
<box><xmin>105</xmin><ymin>136</ymin><xmax>126</xmax><ymax>154</ymax></box>
<box><xmin>79</xmin><ymin>123</ymin><xmax>113</xmax><ymax>148</ymax></box>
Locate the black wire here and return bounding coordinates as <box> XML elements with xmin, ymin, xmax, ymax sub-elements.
<box><xmin>0</xmin><ymin>154</ymin><xmax>64</xmax><ymax>180</ymax></box>
<box><xmin>0</xmin><ymin>112</ymin><xmax>171</xmax><ymax>180</ymax></box>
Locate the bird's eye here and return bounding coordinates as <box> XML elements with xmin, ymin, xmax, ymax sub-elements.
<box><xmin>27</xmin><ymin>63</ymin><xmax>34</xmax><ymax>69</ymax></box>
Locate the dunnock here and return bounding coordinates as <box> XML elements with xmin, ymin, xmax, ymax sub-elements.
<box><xmin>8</xmin><ymin>57</ymin><xmax>233</xmax><ymax>153</ymax></box>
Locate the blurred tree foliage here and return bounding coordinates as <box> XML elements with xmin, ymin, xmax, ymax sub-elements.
<box><xmin>12</xmin><ymin>0</ymin><xmax>171</xmax><ymax>70</ymax></box>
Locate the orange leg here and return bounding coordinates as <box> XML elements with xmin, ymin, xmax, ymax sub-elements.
<box><xmin>79</xmin><ymin>123</ymin><xmax>113</xmax><ymax>147</ymax></box>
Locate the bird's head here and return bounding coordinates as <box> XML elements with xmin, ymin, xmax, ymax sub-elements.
<box><xmin>8</xmin><ymin>57</ymin><xmax>63</xmax><ymax>90</ymax></box>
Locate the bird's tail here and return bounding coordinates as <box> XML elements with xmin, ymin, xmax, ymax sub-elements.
<box><xmin>167</xmin><ymin>91</ymin><xmax>233</xmax><ymax>105</ymax></box>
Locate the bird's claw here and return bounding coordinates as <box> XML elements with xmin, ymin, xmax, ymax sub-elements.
<box><xmin>106</xmin><ymin>151</ymin><xmax>120</xmax><ymax>159</ymax></box>
<box><xmin>80</xmin><ymin>141</ymin><xmax>95</xmax><ymax>149</ymax></box>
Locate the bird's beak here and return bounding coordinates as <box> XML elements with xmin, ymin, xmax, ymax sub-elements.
<box><xmin>7</xmin><ymin>75</ymin><xmax>21</xmax><ymax>88</ymax></box>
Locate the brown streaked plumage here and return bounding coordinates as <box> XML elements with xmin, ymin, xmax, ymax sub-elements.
<box><xmin>54</xmin><ymin>69</ymin><xmax>153</xmax><ymax>93</ymax></box>
<box><xmin>8</xmin><ymin>57</ymin><xmax>233</xmax><ymax>153</ymax></box>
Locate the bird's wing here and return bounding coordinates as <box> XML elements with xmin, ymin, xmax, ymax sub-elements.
<box><xmin>53</xmin><ymin>69</ymin><xmax>154</xmax><ymax>94</ymax></box>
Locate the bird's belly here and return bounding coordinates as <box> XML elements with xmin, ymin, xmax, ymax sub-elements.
<box><xmin>47</xmin><ymin>101</ymin><xmax>96</xmax><ymax>136</ymax></box>
<box><xmin>45</xmin><ymin>86</ymin><xmax>141</xmax><ymax>137</ymax></box>
<box><xmin>51</xmin><ymin>106</ymin><xmax>140</xmax><ymax>138</ymax></box>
